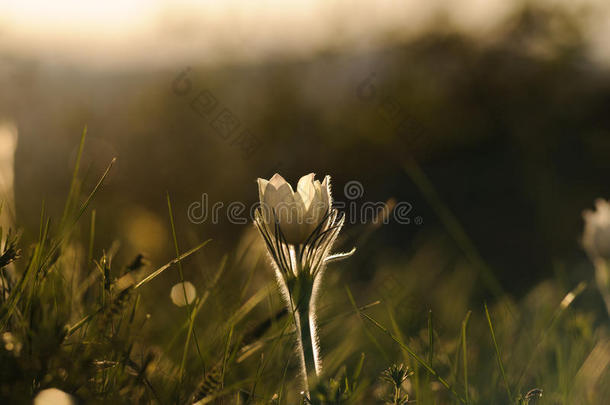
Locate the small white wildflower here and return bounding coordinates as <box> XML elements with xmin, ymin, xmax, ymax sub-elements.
<box><xmin>583</xmin><ymin>199</ymin><xmax>610</xmax><ymax>261</ymax></box>
<box><xmin>257</xmin><ymin>173</ymin><xmax>331</xmax><ymax>245</ymax></box>
<box><xmin>33</xmin><ymin>388</ymin><xmax>75</xmax><ymax>405</ymax></box>
<box><xmin>255</xmin><ymin>173</ymin><xmax>354</xmax><ymax>282</ymax></box>
<box><xmin>583</xmin><ymin>199</ymin><xmax>610</xmax><ymax>316</ymax></box>
<box><xmin>255</xmin><ymin>173</ymin><xmax>355</xmax><ymax>394</ymax></box>
<box><xmin>170</xmin><ymin>281</ymin><xmax>197</xmax><ymax>307</ymax></box>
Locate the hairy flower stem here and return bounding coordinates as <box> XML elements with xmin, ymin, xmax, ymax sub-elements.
<box><xmin>297</xmin><ymin>297</ymin><xmax>317</xmax><ymax>391</ymax></box>
<box><xmin>288</xmin><ymin>274</ymin><xmax>320</xmax><ymax>395</ymax></box>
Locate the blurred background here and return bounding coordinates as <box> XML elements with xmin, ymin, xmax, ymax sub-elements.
<box><xmin>0</xmin><ymin>0</ymin><xmax>610</xmax><ymax>366</ymax></box>
<box><xmin>1</xmin><ymin>1</ymin><xmax>610</xmax><ymax>399</ymax></box>
<box><xmin>2</xmin><ymin>0</ymin><xmax>609</xmax><ymax>290</ymax></box>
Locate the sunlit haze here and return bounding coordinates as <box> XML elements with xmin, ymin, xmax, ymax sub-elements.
<box><xmin>2</xmin><ymin>0</ymin><xmax>609</xmax><ymax>69</ymax></box>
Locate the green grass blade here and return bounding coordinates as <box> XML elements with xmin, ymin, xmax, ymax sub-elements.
<box><xmin>134</xmin><ymin>239</ymin><xmax>211</xmax><ymax>289</ymax></box>
<box><xmin>516</xmin><ymin>281</ymin><xmax>587</xmax><ymax>390</ymax></box>
<box><xmin>350</xmin><ymin>289</ymin><xmax>466</xmax><ymax>404</ymax></box>
<box><xmin>61</xmin><ymin>126</ymin><xmax>87</xmax><ymax>227</ymax></box>
<box><xmin>88</xmin><ymin>209</ymin><xmax>96</xmax><ymax>263</ymax></box>
<box><xmin>222</xmin><ymin>324</ymin><xmax>234</xmax><ymax>387</ymax></box>
<box><xmin>461</xmin><ymin>311</ymin><xmax>472</xmax><ymax>405</ymax></box>
<box><xmin>428</xmin><ymin>309</ymin><xmax>434</xmax><ymax>367</ymax></box>
<box><xmin>485</xmin><ymin>302</ymin><xmax>513</xmax><ymax>402</ymax></box>
<box><xmin>40</xmin><ymin>157</ymin><xmax>117</xmax><ymax>274</ymax></box>
<box><xmin>345</xmin><ymin>285</ymin><xmax>389</xmax><ymax>362</ymax></box>
<box><xmin>67</xmin><ymin>240</ymin><xmax>211</xmax><ymax>337</ymax></box>
<box><xmin>402</xmin><ymin>158</ymin><xmax>506</xmax><ymax>302</ymax></box>
<box><xmin>166</xmin><ymin>255</ymin><xmax>227</xmax><ymax>355</ymax></box>
<box><xmin>227</xmin><ymin>282</ymin><xmax>276</xmax><ymax>327</ymax></box>
<box><xmin>277</xmin><ymin>355</ymin><xmax>291</xmax><ymax>404</ymax></box>
<box><xmin>236</xmin><ymin>301</ymin><xmax>380</xmax><ymax>364</ymax></box>
<box><xmin>167</xmin><ymin>192</ymin><xmax>205</xmax><ymax>379</ymax></box>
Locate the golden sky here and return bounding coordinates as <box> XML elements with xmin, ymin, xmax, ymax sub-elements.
<box><xmin>1</xmin><ymin>0</ymin><xmax>609</xmax><ymax>69</ymax></box>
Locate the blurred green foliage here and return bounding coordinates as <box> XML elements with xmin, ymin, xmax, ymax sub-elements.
<box><xmin>1</xmin><ymin>3</ymin><xmax>610</xmax><ymax>403</ymax></box>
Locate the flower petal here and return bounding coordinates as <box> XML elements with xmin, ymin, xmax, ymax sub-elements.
<box><xmin>583</xmin><ymin>198</ymin><xmax>610</xmax><ymax>260</ymax></box>
<box><xmin>263</xmin><ymin>176</ymin><xmax>294</xmax><ymax>211</ymax></box>
<box><xmin>287</xmin><ymin>190</ymin><xmax>308</xmax><ymax>243</ymax></box>
<box><xmin>321</xmin><ymin>175</ymin><xmax>332</xmax><ymax>207</ymax></box>
<box><xmin>297</xmin><ymin>173</ymin><xmax>316</xmax><ymax>211</ymax></box>
<box><xmin>324</xmin><ymin>247</ymin><xmax>357</xmax><ymax>263</ymax></box>
<box><xmin>257</xmin><ymin>178</ymin><xmax>269</xmax><ymax>204</ymax></box>
<box><xmin>269</xmin><ymin>173</ymin><xmax>289</xmax><ymax>189</ymax></box>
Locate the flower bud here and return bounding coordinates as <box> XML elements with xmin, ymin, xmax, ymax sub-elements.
<box><xmin>257</xmin><ymin>173</ymin><xmax>331</xmax><ymax>245</ymax></box>
<box><xmin>582</xmin><ymin>199</ymin><xmax>610</xmax><ymax>261</ymax></box>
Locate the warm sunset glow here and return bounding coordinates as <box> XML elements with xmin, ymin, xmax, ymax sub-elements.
<box><xmin>3</xmin><ymin>0</ymin><xmax>607</xmax><ymax>69</ymax></box>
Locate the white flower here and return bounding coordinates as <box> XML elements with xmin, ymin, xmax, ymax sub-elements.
<box><xmin>254</xmin><ymin>172</ymin><xmax>355</xmax><ymax>392</ymax></box>
<box><xmin>170</xmin><ymin>281</ymin><xmax>197</xmax><ymax>307</ymax></box>
<box><xmin>257</xmin><ymin>173</ymin><xmax>331</xmax><ymax>245</ymax></box>
<box><xmin>33</xmin><ymin>388</ymin><xmax>75</xmax><ymax>405</ymax></box>
<box><xmin>582</xmin><ymin>199</ymin><xmax>610</xmax><ymax>261</ymax></box>
<box><xmin>254</xmin><ymin>173</ymin><xmax>354</xmax><ymax>281</ymax></box>
<box><xmin>583</xmin><ymin>199</ymin><xmax>610</xmax><ymax>317</ymax></box>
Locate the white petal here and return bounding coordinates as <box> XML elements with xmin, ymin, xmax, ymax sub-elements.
<box><xmin>594</xmin><ymin>199</ymin><xmax>610</xmax><ymax>224</ymax></box>
<box><xmin>302</xmin><ymin>182</ymin><xmax>323</xmax><ymax>235</ymax></box>
<box><xmin>321</xmin><ymin>175</ymin><xmax>332</xmax><ymax>206</ymax></box>
<box><xmin>263</xmin><ymin>176</ymin><xmax>302</xmax><ymax>242</ymax></box>
<box><xmin>269</xmin><ymin>173</ymin><xmax>289</xmax><ymax>189</ymax></box>
<box><xmin>257</xmin><ymin>178</ymin><xmax>269</xmax><ymax>204</ymax></box>
<box><xmin>284</xmin><ymin>191</ymin><xmax>308</xmax><ymax>243</ymax></box>
<box><xmin>256</xmin><ymin>173</ymin><xmax>334</xmax><ymax>245</ymax></box>
<box><xmin>324</xmin><ymin>247</ymin><xmax>357</xmax><ymax>263</ymax></box>
<box><xmin>264</xmin><ymin>181</ymin><xmax>295</xmax><ymax>214</ymax></box>
<box><xmin>583</xmin><ymin>199</ymin><xmax>610</xmax><ymax>260</ymax></box>
<box><xmin>296</xmin><ymin>173</ymin><xmax>316</xmax><ymax>210</ymax></box>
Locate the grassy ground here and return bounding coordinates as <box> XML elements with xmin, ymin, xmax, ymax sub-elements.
<box><xmin>1</xmin><ymin>131</ymin><xmax>608</xmax><ymax>404</ymax></box>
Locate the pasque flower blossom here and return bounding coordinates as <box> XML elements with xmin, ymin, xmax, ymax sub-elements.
<box><xmin>254</xmin><ymin>173</ymin><xmax>354</xmax><ymax>396</ymax></box>
<box><xmin>583</xmin><ymin>199</ymin><xmax>610</xmax><ymax>261</ymax></box>
<box><xmin>257</xmin><ymin>173</ymin><xmax>331</xmax><ymax>245</ymax></box>
<box><xmin>583</xmin><ymin>199</ymin><xmax>610</xmax><ymax>315</ymax></box>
